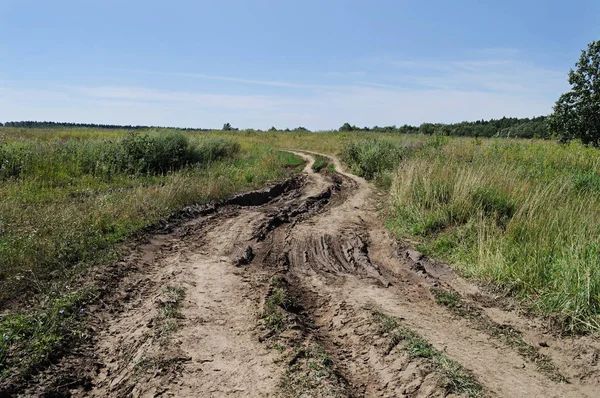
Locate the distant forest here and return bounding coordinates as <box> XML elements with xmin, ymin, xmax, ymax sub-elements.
<box><xmin>0</xmin><ymin>121</ymin><xmax>209</xmax><ymax>131</ymax></box>
<box><xmin>339</xmin><ymin>116</ymin><xmax>550</xmax><ymax>138</ymax></box>
<box><xmin>2</xmin><ymin>116</ymin><xmax>550</xmax><ymax>139</ymax></box>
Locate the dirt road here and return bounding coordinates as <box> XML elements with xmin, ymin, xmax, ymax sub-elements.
<box><xmin>55</xmin><ymin>152</ymin><xmax>600</xmax><ymax>397</ymax></box>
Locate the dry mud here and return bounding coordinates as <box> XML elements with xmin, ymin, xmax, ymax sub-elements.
<box><xmin>18</xmin><ymin>152</ymin><xmax>600</xmax><ymax>397</ymax></box>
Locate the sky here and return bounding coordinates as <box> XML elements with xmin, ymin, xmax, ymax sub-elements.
<box><xmin>0</xmin><ymin>0</ymin><xmax>598</xmax><ymax>130</ymax></box>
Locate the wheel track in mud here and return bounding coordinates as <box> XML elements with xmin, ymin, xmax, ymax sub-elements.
<box><xmin>20</xmin><ymin>151</ymin><xmax>600</xmax><ymax>397</ymax></box>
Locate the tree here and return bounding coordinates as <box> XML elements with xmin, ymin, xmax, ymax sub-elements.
<box><xmin>549</xmin><ymin>41</ymin><xmax>600</xmax><ymax>146</ymax></box>
<box><xmin>268</xmin><ymin>126</ymin><xmax>277</xmax><ymax>132</ymax></box>
<box><xmin>419</xmin><ymin>123</ymin><xmax>436</xmax><ymax>135</ymax></box>
<box><xmin>339</xmin><ymin>122</ymin><xmax>354</xmax><ymax>132</ymax></box>
<box><xmin>222</xmin><ymin>122</ymin><xmax>233</xmax><ymax>131</ymax></box>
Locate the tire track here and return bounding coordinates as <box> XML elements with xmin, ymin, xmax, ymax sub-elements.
<box><xmin>50</xmin><ymin>150</ymin><xmax>600</xmax><ymax>398</ymax></box>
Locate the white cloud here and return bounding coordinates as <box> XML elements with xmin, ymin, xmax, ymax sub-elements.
<box><xmin>112</xmin><ymin>68</ymin><xmax>329</xmax><ymax>89</ymax></box>
<box><xmin>387</xmin><ymin>55</ymin><xmax>567</xmax><ymax>97</ymax></box>
<box><xmin>0</xmin><ymin>53</ymin><xmax>568</xmax><ymax>129</ymax></box>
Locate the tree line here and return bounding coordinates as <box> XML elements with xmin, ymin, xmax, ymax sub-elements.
<box><xmin>1</xmin><ymin>121</ymin><xmax>210</xmax><ymax>131</ymax></box>
<box><xmin>338</xmin><ymin>116</ymin><xmax>550</xmax><ymax>138</ymax></box>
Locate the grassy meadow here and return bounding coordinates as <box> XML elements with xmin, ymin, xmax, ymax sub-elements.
<box><xmin>2</xmin><ymin>125</ymin><xmax>600</xmax><ymax>382</ymax></box>
<box><xmin>0</xmin><ymin>127</ymin><xmax>302</xmax><ymax>380</ymax></box>
<box><xmin>385</xmin><ymin>138</ymin><xmax>600</xmax><ymax>332</ymax></box>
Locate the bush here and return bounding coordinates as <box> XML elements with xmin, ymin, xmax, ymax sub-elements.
<box><xmin>341</xmin><ymin>139</ymin><xmax>415</xmax><ymax>179</ymax></box>
<box><xmin>0</xmin><ymin>132</ymin><xmax>240</xmax><ymax>180</ymax></box>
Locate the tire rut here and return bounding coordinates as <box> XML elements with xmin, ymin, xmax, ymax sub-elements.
<box><xmin>48</xmin><ymin>150</ymin><xmax>600</xmax><ymax>398</ymax></box>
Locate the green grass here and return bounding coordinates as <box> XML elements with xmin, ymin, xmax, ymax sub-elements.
<box><xmin>263</xmin><ymin>278</ymin><xmax>298</xmax><ymax>333</ymax></box>
<box><xmin>370</xmin><ymin>308</ymin><xmax>484</xmax><ymax>397</ymax></box>
<box><xmin>280</xmin><ymin>343</ymin><xmax>348</xmax><ymax>398</ymax></box>
<box><xmin>0</xmin><ymin>129</ymin><xmax>301</xmax><ymax>383</ymax></box>
<box><xmin>311</xmin><ymin>154</ymin><xmax>329</xmax><ymax>172</ymax></box>
<box><xmin>0</xmin><ymin>291</ymin><xmax>89</xmax><ymax>379</ymax></box>
<box><xmin>387</xmin><ymin>138</ymin><xmax>600</xmax><ymax>332</ymax></box>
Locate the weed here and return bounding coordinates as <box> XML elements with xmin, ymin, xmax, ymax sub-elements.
<box><xmin>158</xmin><ymin>286</ymin><xmax>185</xmax><ymax>320</ymax></box>
<box><xmin>311</xmin><ymin>155</ymin><xmax>329</xmax><ymax>172</ymax></box>
<box><xmin>430</xmin><ymin>288</ymin><xmax>568</xmax><ymax>382</ymax></box>
<box><xmin>369</xmin><ymin>307</ymin><xmax>485</xmax><ymax>397</ymax></box>
<box><xmin>279</xmin><ymin>343</ymin><xmax>347</xmax><ymax>398</ymax></box>
<box><xmin>431</xmin><ymin>288</ymin><xmax>460</xmax><ymax>308</ymax></box>
<box><xmin>263</xmin><ymin>278</ymin><xmax>298</xmax><ymax>333</ymax></box>
<box><xmin>0</xmin><ymin>290</ymin><xmax>90</xmax><ymax>378</ymax></box>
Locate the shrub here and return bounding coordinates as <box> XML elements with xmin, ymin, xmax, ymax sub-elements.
<box><xmin>0</xmin><ymin>132</ymin><xmax>240</xmax><ymax>181</ymax></box>
<box><xmin>341</xmin><ymin>138</ymin><xmax>417</xmax><ymax>179</ymax></box>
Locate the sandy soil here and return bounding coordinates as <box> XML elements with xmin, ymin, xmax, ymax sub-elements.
<box><xmin>21</xmin><ymin>152</ymin><xmax>600</xmax><ymax>397</ymax></box>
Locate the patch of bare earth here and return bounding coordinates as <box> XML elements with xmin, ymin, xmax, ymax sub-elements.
<box><xmin>19</xmin><ymin>151</ymin><xmax>600</xmax><ymax>397</ymax></box>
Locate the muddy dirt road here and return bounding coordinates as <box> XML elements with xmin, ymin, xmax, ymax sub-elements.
<box><xmin>48</xmin><ymin>152</ymin><xmax>600</xmax><ymax>397</ymax></box>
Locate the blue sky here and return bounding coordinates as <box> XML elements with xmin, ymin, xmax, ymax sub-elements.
<box><xmin>0</xmin><ymin>0</ymin><xmax>598</xmax><ymax>129</ymax></box>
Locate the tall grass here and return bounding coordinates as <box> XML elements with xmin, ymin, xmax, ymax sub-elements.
<box><xmin>340</xmin><ymin>137</ymin><xmax>430</xmax><ymax>190</ymax></box>
<box><xmin>0</xmin><ymin>131</ymin><xmax>300</xmax><ymax>380</ymax></box>
<box><xmin>387</xmin><ymin>139</ymin><xmax>600</xmax><ymax>332</ymax></box>
<box><xmin>0</xmin><ymin>136</ymin><xmax>289</xmax><ymax>305</ymax></box>
<box><xmin>0</xmin><ymin>130</ymin><xmax>240</xmax><ymax>179</ymax></box>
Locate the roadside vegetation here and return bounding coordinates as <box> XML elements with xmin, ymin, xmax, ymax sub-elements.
<box><xmin>4</xmin><ymin>122</ymin><xmax>600</xmax><ymax>388</ymax></box>
<box><xmin>310</xmin><ymin>154</ymin><xmax>329</xmax><ymax>172</ymax></box>
<box><xmin>0</xmin><ymin>129</ymin><xmax>302</xmax><ymax>382</ymax></box>
<box><xmin>368</xmin><ymin>306</ymin><xmax>484</xmax><ymax>397</ymax></box>
<box><xmin>387</xmin><ymin>138</ymin><xmax>600</xmax><ymax>332</ymax></box>
<box><xmin>331</xmin><ymin>132</ymin><xmax>600</xmax><ymax>333</ymax></box>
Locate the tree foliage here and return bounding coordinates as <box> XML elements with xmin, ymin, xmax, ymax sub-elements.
<box><xmin>339</xmin><ymin>122</ymin><xmax>358</xmax><ymax>132</ymax></box>
<box><xmin>336</xmin><ymin>117</ymin><xmax>549</xmax><ymax>138</ymax></box>
<box><xmin>549</xmin><ymin>41</ymin><xmax>600</xmax><ymax>146</ymax></box>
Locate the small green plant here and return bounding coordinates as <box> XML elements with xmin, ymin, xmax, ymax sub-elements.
<box><xmin>279</xmin><ymin>343</ymin><xmax>348</xmax><ymax>398</ymax></box>
<box><xmin>370</xmin><ymin>308</ymin><xmax>484</xmax><ymax>397</ymax></box>
<box><xmin>431</xmin><ymin>288</ymin><xmax>460</xmax><ymax>308</ymax></box>
<box><xmin>0</xmin><ymin>290</ymin><xmax>89</xmax><ymax>378</ymax></box>
<box><xmin>263</xmin><ymin>278</ymin><xmax>298</xmax><ymax>333</ymax></box>
<box><xmin>159</xmin><ymin>286</ymin><xmax>185</xmax><ymax>319</ymax></box>
<box><xmin>311</xmin><ymin>155</ymin><xmax>329</xmax><ymax>172</ymax></box>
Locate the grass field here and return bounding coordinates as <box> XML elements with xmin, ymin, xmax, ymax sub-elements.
<box><xmin>2</xmin><ymin>126</ymin><xmax>600</xmax><ymax>382</ymax></box>
<box><xmin>0</xmin><ymin>128</ymin><xmax>302</xmax><ymax>379</ymax></box>
<box><xmin>386</xmin><ymin>138</ymin><xmax>600</xmax><ymax>332</ymax></box>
